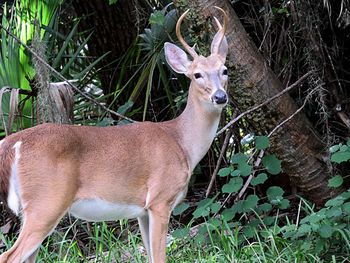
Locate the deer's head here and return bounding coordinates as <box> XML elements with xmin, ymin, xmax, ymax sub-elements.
<box><xmin>165</xmin><ymin>7</ymin><xmax>229</xmax><ymax>111</ymax></box>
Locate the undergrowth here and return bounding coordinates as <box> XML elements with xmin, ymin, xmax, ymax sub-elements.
<box><xmin>1</xmin><ymin>137</ymin><xmax>350</xmax><ymax>262</ymax></box>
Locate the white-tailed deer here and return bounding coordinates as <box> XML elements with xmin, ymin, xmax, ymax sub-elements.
<box><xmin>0</xmin><ymin>7</ymin><xmax>228</xmax><ymax>263</ymax></box>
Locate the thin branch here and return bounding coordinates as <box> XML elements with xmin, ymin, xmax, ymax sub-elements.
<box><xmin>235</xmin><ymin>149</ymin><xmax>265</xmax><ymax>202</ymax></box>
<box><xmin>268</xmin><ymin>98</ymin><xmax>308</xmax><ymax>137</ymax></box>
<box><xmin>0</xmin><ymin>24</ymin><xmax>135</xmax><ymax>123</ymax></box>
<box><xmin>216</xmin><ymin>71</ymin><xmax>314</xmax><ymax>137</ymax></box>
<box><xmin>218</xmin><ymin>96</ymin><xmax>308</xmax><ymax>209</ymax></box>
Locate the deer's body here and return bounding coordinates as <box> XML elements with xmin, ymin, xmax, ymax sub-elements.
<box><xmin>0</xmin><ymin>7</ymin><xmax>229</xmax><ymax>263</ymax></box>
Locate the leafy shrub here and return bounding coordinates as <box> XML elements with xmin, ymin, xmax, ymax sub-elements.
<box><xmin>172</xmin><ymin>135</ymin><xmax>350</xmax><ymax>260</ymax></box>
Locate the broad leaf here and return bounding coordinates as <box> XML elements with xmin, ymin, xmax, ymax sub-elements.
<box><xmin>331</xmin><ymin>151</ymin><xmax>350</xmax><ymax>164</ymax></box>
<box><xmin>222</xmin><ymin>177</ymin><xmax>243</xmax><ymax>193</ymax></box>
<box><xmin>238</xmin><ymin>162</ymin><xmax>252</xmax><ymax>176</ymax></box>
<box><xmin>149</xmin><ymin>10</ymin><xmax>165</xmax><ymax>26</ymax></box>
<box><xmin>318</xmin><ymin>225</ymin><xmax>333</xmax><ymax>238</ymax></box>
<box><xmin>210</xmin><ymin>202</ymin><xmax>221</xmax><ymax>213</ymax></box>
<box><xmin>173</xmin><ymin>202</ymin><xmax>190</xmax><ymax>216</ymax></box>
<box><xmin>231</xmin><ymin>153</ymin><xmax>249</xmax><ymax>164</ymax></box>
<box><xmin>267</xmin><ymin>186</ymin><xmax>284</xmax><ymax>200</ymax></box>
<box><xmin>343</xmin><ymin>202</ymin><xmax>350</xmax><ymax>215</ymax></box>
<box><xmin>218</xmin><ymin>167</ymin><xmax>232</xmax><ymax>177</ymax></box>
<box><xmin>262</xmin><ymin>154</ymin><xmax>282</xmax><ymax>174</ymax></box>
<box><xmin>255</xmin><ymin>136</ymin><xmax>269</xmax><ymax>150</ymax></box>
<box><xmin>242</xmin><ymin>195</ymin><xmax>259</xmax><ymax>211</ymax></box>
<box><xmin>327</xmin><ymin>175</ymin><xmax>344</xmax><ymax>188</ymax></box>
<box><xmin>278</xmin><ymin>199</ymin><xmax>290</xmax><ymax>209</ymax></box>
<box><xmin>172</xmin><ymin>227</ymin><xmax>189</xmax><ymax>238</ymax></box>
<box><xmin>251</xmin><ymin>173</ymin><xmax>268</xmax><ymax>186</ymax></box>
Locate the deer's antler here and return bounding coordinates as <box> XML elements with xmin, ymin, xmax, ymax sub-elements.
<box><xmin>176</xmin><ymin>9</ymin><xmax>198</xmax><ymax>59</ymax></box>
<box><xmin>211</xmin><ymin>6</ymin><xmax>228</xmax><ymax>54</ymax></box>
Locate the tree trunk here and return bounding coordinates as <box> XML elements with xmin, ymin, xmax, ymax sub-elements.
<box><xmin>71</xmin><ymin>0</ymin><xmax>141</xmax><ymax>98</ymax></box>
<box><xmin>175</xmin><ymin>0</ymin><xmax>341</xmax><ymax>205</ymax></box>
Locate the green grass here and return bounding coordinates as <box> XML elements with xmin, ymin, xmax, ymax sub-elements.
<box><xmin>1</xmin><ymin>218</ymin><xmax>349</xmax><ymax>263</ymax></box>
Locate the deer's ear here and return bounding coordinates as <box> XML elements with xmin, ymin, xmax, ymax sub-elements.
<box><xmin>164</xmin><ymin>42</ymin><xmax>191</xmax><ymax>74</ymax></box>
<box><xmin>210</xmin><ymin>32</ymin><xmax>228</xmax><ymax>62</ymax></box>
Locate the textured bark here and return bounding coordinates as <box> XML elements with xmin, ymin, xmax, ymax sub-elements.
<box><xmin>72</xmin><ymin>0</ymin><xmax>140</xmax><ymax>96</ymax></box>
<box><xmin>175</xmin><ymin>0</ymin><xmax>342</xmax><ymax>205</ymax></box>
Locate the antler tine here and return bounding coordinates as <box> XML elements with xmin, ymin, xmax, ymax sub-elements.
<box><xmin>213</xmin><ymin>6</ymin><xmax>228</xmax><ymax>53</ymax></box>
<box><xmin>213</xmin><ymin>17</ymin><xmax>222</xmax><ymax>30</ymax></box>
<box><xmin>176</xmin><ymin>9</ymin><xmax>198</xmax><ymax>59</ymax></box>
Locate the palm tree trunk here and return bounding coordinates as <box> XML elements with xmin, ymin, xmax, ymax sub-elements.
<box><xmin>174</xmin><ymin>0</ymin><xmax>341</xmax><ymax>205</ymax></box>
<box><xmin>72</xmin><ymin>0</ymin><xmax>140</xmax><ymax>96</ymax></box>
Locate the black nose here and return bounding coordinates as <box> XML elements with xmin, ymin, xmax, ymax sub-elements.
<box><xmin>213</xmin><ymin>90</ymin><xmax>227</xmax><ymax>104</ymax></box>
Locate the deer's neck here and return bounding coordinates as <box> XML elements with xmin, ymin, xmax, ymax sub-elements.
<box><xmin>171</xmin><ymin>86</ymin><xmax>222</xmax><ymax>171</ymax></box>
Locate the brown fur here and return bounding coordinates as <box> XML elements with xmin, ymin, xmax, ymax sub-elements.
<box><xmin>0</xmin><ymin>10</ymin><xmax>229</xmax><ymax>261</ymax></box>
<box><xmin>0</xmin><ymin>139</ymin><xmax>15</xmax><ymax>202</ymax></box>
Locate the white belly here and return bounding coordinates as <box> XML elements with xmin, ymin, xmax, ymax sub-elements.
<box><xmin>69</xmin><ymin>198</ymin><xmax>147</xmax><ymax>222</ymax></box>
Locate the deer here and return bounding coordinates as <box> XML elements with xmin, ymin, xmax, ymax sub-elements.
<box><xmin>0</xmin><ymin>6</ymin><xmax>228</xmax><ymax>263</ymax></box>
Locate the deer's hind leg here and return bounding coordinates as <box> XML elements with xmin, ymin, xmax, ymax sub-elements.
<box><xmin>0</xmin><ymin>198</ymin><xmax>70</xmax><ymax>263</ymax></box>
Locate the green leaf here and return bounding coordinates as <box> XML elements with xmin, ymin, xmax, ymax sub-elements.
<box><xmin>263</xmin><ymin>216</ymin><xmax>275</xmax><ymax>226</ymax></box>
<box><xmin>210</xmin><ymin>202</ymin><xmax>221</xmax><ymax>213</ymax></box>
<box><xmin>197</xmin><ymin>198</ymin><xmax>213</xmax><ymax>208</ymax></box>
<box><xmin>109</xmin><ymin>0</ymin><xmax>118</xmax><ymax>4</ymax></box>
<box><xmin>315</xmin><ymin>239</ymin><xmax>326</xmax><ymax>254</ymax></box>
<box><xmin>325</xmin><ymin>196</ymin><xmax>345</xmax><ymax>207</ymax></box>
<box><xmin>328</xmin><ymin>175</ymin><xmax>344</xmax><ymax>188</ymax></box>
<box><xmin>318</xmin><ymin>225</ymin><xmax>333</xmax><ymax>238</ymax></box>
<box><xmin>172</xmin><ymin>227</ymin><xmax>189</xmax><ymax>238</ymax></box>
<box><xmin>243</xmin><ymin>226</ymin><xmax>255</xmax><ymax>238</ymax></box>
<box><xmin>255</xmin><ymin>136</ymin><xmax>269</xmax><ymax>150</ymax></box>
<box><xmin>231</xmin><ymin>153</ymin><xmax>249</xmax><ymax>164</ymax></box>
<box><xmin>267</xmin><ymin>186</ymin><xmax>285</xmax><ymax>201</ymax></box>
<box><xmin>193</xmin><ymin>206</ymin><xmax>210</xmax><ymax>218</ymax></box>
<box><xmin>262</xmin><ymin>154</ymin><xmax>282</xmax><ymax>175</ymax></box>
<box><xmin>173</xmin><ymin>202</ymin><xmax>190</xmax><ymax>216</ymax></box>
<box><xmin>231</xmin><ymin>170</ymin><xmax>241</xmax><ymax>177</ymax></box>
<box><xmin>117</xmin><ymin>101</ymin><xmax>134</xmax><ymax>115</ymax></box>
<box><xmin>308</xmin><ymin>213</ymin><xmax>325</xmax><ymax>223</ymax></box>
<box><xmin>331</xmin><ymin>151</ymin><xmax>350</xmax><ymax>164</ymax></box>
<box><xmin>251</xmin><ymin>173</ymin><xmax>268</xmax><ymax>186</ymax></box>
<box><xmin>297</xmin><ymin>224</ymin><xmax>312</xmax><ymax>236</ymax></box>
<box><xmin>222</xmin><ymin>177</ymin><xmax>243</xmax><ymax>194</ymax></box>
<box><xmin>278</xmin><ymin>199</ymin><xmax>290</xmax><ymax>209</ymax></box>
<box><xmin>340</xmin><ymin>145</ymin><xmax>349</xmax><ymax>151</ymax></box>
<box><xmin>260</xmin><ymin>203</ymin><xmax>272</xmax><ymax>212</ymax></box>
<box><xmin>232</xmin><ymin>201</ymin><xmax>244</xmax><ymax>214</ymax></box>
<box><xmin>238</xmin><ymin>162</ymin><xmax>252</xmax><ymax>176</ymax></box>
<box><xmin>222</xmin><ymin>208</ymin><xmax>236</xmax><ymax>221</ymax></box>
<box><xmin>343</xmin><ymin>202</ymin><xmax>350</xmax><ymax>215</ymax></box>
<box><xmin>218</xmin><ymin>167</ymin><xmax>232</xmax><ymax>177</ymax></box>
<box><xmin>242</xmin><ymin>195</ymin><xmax>259</xmax><ymax>211</ymax></box>
<box><xmin>325</xmin><ymin>207</ymin><xmax>342</xmax><ymax>218</ymax></box>
<box><xmin>149</xmin><ymin>10</ymin><xmax>165</xmax><ymax>26</ymax></box>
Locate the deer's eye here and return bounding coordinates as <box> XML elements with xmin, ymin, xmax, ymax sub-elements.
<box><xmin>223</xmin><ymin>69</ymin><xmax>228</xmax><ymax>75</ymax></box>
<box><xmin>194</xmin><ymin>73</ymin><xmax>202</xmax><ymax>79</ymax></box>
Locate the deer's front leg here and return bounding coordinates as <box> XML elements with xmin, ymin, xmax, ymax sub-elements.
<box><xmin>138</xmin><ymin>213</ymin><xmax>151</xmax><ymax>261</ymax></box>
<box><xmin>148</xmin><ymin>204</ymin><xmax>171</xmax><ymax>263</ymax></box>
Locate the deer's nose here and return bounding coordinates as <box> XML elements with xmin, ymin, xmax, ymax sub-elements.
<box><xmin>212</xmin><ymin>90</ymin><xmax>227</xmax><ymax>104</ymax></box>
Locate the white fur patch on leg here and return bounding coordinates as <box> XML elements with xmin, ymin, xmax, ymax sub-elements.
<box><xmin>7</xmin><ymin>141</ymin><xmax>22</xmax><ymax>216</ymax></box>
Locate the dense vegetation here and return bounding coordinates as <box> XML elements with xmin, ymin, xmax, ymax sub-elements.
<box><xmin>0</xmin><ymin>0</ymin><xmax>350</xmax><ymax>262</ymax></box>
